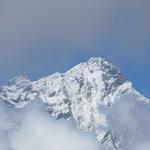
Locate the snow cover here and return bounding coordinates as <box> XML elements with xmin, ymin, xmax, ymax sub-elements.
<box><xmin>0</xmin><ymin>57</ymin><xmax>150</xmax><ymax>150</ymax></box>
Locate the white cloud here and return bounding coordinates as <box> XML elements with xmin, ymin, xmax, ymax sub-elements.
<box><xmin>105</xmin><ymin>93</ymin><xmax>150</xmax><ymax>149</ymax></box>
<box><xmin>0</xmin><ymin>99</ymin><xmax>101</xmax><ymax>150</ymax></box>
<box><xmin>0</xmin><ymin>92</ymin><xmax>150</xmax><ymax>150</ymax></box>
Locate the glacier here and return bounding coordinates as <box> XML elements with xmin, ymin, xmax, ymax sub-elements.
<box><xmin>0</xmin><ymin>57</ymin><xmax>150</xmax><ymax>150</ymax></box>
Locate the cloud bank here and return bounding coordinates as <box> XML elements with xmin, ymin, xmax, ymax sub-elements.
<box><xmin>0</xmin><ymin>99</ymin><xmax>101</xmax><ymax>150</ymax></box>
<box><xmin>105</xmin><ymin>93</ymin><xmax>150</xmax><ymax>149</ymax></box>
<box><xmin>0</xmin><ymin>92</ymin><xmax>150</xmax><ymax>149</ymax></box>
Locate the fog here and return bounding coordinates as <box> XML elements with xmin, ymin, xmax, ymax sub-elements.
<box><xmin>105</xmin><ymin>93</ymin><xmax>150</xmax><ymax>149</ymax></box>
<box><xmin>0</xmin><ymin>92</ymin><xmax>150</xmax><ymax>150</ymax></box>
<box><xmin>0</xmin><ymin>99</ymin><xmax>101</xmax><ymax>150</ymax></box>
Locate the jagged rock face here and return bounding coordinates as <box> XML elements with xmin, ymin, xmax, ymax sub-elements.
<box><xmin>0</xmin><ymin>75</ymin><xmax>36</xmax><ymax>107</ymax></box>
<box><xmin>0</xmin><ymin>57</ymin><xmax>149</xmax><ymax>149</ymax></box>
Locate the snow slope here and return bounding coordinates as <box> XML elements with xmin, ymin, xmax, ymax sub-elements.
<box><xmin>0</xmin><ymin>57</ymin><xmax>149</xmax><ymax>150</ymax></box>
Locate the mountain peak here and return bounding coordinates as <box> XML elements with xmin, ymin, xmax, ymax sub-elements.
<box><xmin>87</xmin><ymin>57</ymin><xmax>103</xmax><ymax>64</ymax></box>
<box><xmin>0</xmin><ymin>57</ymin><xmax>148</xmax><ymax>149</ymax></box>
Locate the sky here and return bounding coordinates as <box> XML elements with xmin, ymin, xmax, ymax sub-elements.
<box><xmin>0</xmin><ymin>0</ymin><xmax>150</xmax><ymax>97</ymax></box>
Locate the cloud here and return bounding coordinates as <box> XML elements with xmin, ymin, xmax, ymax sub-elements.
<box><xmin>132</xmin><ymin>142</ymin><xmax>150</xmax><ymax>150</ymax></box>
<box><xmin>0</xmin><ymin>90</ymin><xmax>150</xmax><ymax>149</ymax></box>
<box><xmin>0</xmin><ymin>99</ymin><xmax>101</xmax><ymax>150</ymax></box>
<box><xmin>105</xmin><ymin>92</ymin><xmax>150</xmax><ymax>149</ymax></box>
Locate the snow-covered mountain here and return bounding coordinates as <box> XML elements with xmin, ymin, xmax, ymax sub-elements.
<box><xmin>0</xmin><ymin>57</ymin><xmax>149</xmax><ymax>150</ymax></box>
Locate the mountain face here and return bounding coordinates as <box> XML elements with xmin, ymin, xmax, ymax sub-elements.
<box><xmin>0</xmin><ymin>57</ymin><xmax>149</xmax><ymax>150</ymax></box>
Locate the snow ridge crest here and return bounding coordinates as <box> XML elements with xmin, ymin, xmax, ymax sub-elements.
<box><xmin>0</xmin><ymin>57</ymin><xmax>143</xmax><ymax>149</ymax></box>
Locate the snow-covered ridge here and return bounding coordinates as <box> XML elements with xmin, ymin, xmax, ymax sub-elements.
<box><xmin>0</xmin><ymin>57</ymin><xmax>133</xmax><ymax>107</ymax></box>
<box><xmin>0</xmin><ymin>57</ymin><xmax>149</xmax><ymax>149</ymax></box>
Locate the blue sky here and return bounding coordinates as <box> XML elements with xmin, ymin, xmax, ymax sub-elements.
<box><xmin>0</xmin><ymin>0</ymin><xmax>150</xmax><ymax>97</ymax></box>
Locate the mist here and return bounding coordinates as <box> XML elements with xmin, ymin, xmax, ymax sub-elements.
<box><xmin>0</xmin><ymin>99</ymin><xmax>101</xmax><ymax>150</ymax></box>
<box><xmin>105</xmin><ymin>93</ymin><xmax>150</xmax><ymax>149</ymax></box>
<box><xmin>0</xmin><ymin>92</ymin><xmax>150</xmax><ymax>150</ymax></box>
